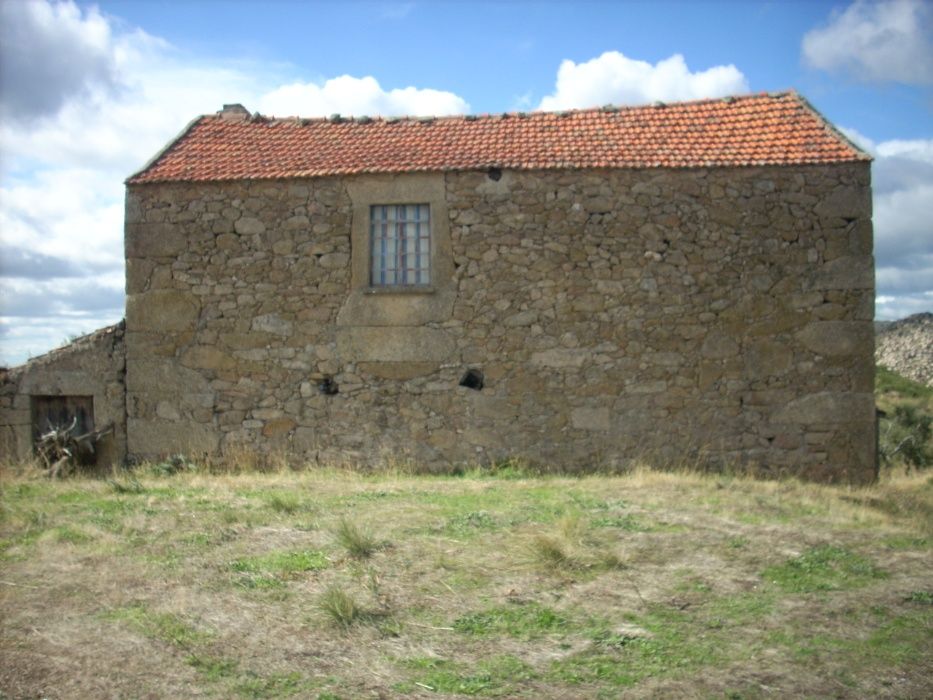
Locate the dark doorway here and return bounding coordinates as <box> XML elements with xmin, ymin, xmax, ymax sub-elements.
<box><xmin>31</xmin><ymin>395</ymin><xmax>95</xmax><ymax>465</ymax></box>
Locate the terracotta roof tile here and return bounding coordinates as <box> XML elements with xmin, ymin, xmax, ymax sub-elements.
<box><xmin>127</xmin><ymin>92</ymin><xmax>868</xmax><ymax>184</ymax></box>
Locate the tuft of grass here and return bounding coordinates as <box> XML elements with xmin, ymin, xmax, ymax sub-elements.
<box><xmin>332</xmin><ymin>517</ymin><xmax>378</xmax><ymax>559</ymax></box>
<box><xmin>265</xmin><ymin>492</ymin><xmax>305</xmax><ymax>514</ymax></box>
<box><xmin>319</xmin><ymin>585</ymin><xmax>362</xmax><ymax>629</ymax></box>
<box><xmin>149</xmin><ymin>454</ymin><xmax>198</xmax><ymax>476</ymax></box>
<box><xmin>525</xmin><ymin>525</ymin><xmax>624</xmax><ymax>574</ymax></box>
<box><xmin>762</xmin><ymin>545</ymin><xmax>887</xmax><ymax>593</ymax></box>
<box><xmin>465</xmin><ymin>457</ymin><xmax>540</xmax><ymax>480</ymax></box>
<box><xmin>107</xmin><ymin>476</ymin><xmax>145</xmax><ymax>494</ymax></box>
<box><xmin>527</xmin><ymin>532</ymin><xmax>574</xmax><ymax>569</ymax></box>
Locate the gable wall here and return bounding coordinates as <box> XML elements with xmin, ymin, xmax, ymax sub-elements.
<box><xmin>124</xmin><ymin>162</ymin><xmax>875</xmax><ymax>482</ymax></box>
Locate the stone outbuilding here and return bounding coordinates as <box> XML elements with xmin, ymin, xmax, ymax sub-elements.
<box><xmin>1</xmin><ymin>91</ymin><xmax>877</xmax><ymax>481</ymax></box>
<box><xmin>0</xmin><ymin>323</ymin><xmax>126</xmax><ymax>469</ymax></box>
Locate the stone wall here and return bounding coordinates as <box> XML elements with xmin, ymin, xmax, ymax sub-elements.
<box><xmin>124</xmin><ymin>162</ymin><xmax>876</xmax><ymax>482</ymax></box>
<box><xmin>0</xmin><ymin>323</ymin><xmax>127</xmax><ymax>467</ymax></box>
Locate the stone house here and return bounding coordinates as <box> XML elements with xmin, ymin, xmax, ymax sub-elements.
<box><xmin>1</xmin><ymin>91</ymin><xmax>877</xmax><ymax>482</ymax></box>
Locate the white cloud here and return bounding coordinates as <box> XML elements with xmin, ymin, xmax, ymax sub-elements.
<box><xmin>876</xmin><ymin>291</ymin><xmax>933</xmax><ymax>320</ymax></box>
<box><xmin>538</xmin><ymin>51</ymin><xmax>749</xmax><ymax>111</ymax></box>
<box><xmin>259</xmin><ymin>75</ymin><xmax>469</xmax><ymax>117</ymax></box>
<box><xmin>802</xmin><ymin>0</ymin><xmax>933</xmax><ymax>84</ymax></box>
<box><xmin>0</xmin><ymin>0</ymin><xmax>116</xmax><ymax>121</ymax></box>
<box><xmin>0</xmin><ymin>0</ymin><xmax>470</xmax><ymax>366</ymax></box>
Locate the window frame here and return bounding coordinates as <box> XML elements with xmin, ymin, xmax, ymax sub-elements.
<box><xmin>340</xmin><ymin>172</ymin><xmax>455</xmax><ymax>327</ymax></box>
<box><xmin>369</xmin><ymin>203</ymin><xmax>432</xmax><ymax>287</ymax></box>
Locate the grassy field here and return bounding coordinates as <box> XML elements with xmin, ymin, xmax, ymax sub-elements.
<box><xmin>1</xmin><ymin>461</ymin><xmax>931</xmax><ymax>699</ymax></box>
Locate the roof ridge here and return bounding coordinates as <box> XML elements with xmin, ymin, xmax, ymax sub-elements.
<box><xmin>202</xmin><ymin>90</ymin><xmax>802</xmax><ymax>127</ymax></box>
<box><xmin>4</xmin><ymin>321</ymin><xmax>125</xmax><ymax>373</ymax></box>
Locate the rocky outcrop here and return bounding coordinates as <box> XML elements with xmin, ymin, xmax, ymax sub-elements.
<box><xmin>876</xmin><ymin>313</ymin><xmax>933</xmax><ymax>387</ymax></box>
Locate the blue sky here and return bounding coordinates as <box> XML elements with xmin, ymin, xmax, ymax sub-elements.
<box><xmin>1</xmin><ymin>0</ymin><xmax>931</xmax><ymax>365</ymax></box>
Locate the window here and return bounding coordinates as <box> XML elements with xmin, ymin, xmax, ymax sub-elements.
<box><xmin>370</xmin><ymin>204</ymin><xmax>431</xmax><ymax>286</ymax></box>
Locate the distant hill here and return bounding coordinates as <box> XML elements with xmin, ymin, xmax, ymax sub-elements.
<box><xmin>875</xmin><ymin>312</ymin><xmax>932</xmax><ymax>387</ymax></box>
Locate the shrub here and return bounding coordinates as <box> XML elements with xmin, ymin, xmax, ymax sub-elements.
<box><xmin>880</xmin><ymin>404</ymin><xmax>932</xmax><ymax>471</ymax></box>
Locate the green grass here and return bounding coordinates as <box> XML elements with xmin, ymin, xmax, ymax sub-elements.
<box><xmin>231</xmin><ymin>549</ymin><xmax>328</xmax><ymax>588</ymax></box>
<box><xmin>590</xmin><ymin>514</ymin><xmax>655</xmax><ymax>531</ymax></box>
<box><xmin>186</xmin><ymin>654</ymin><xmax>240</xmax><ymax>682</ymax></box>
<box><xmin>105</xmin><ymin>603</ymin><xmax>313</xmax><ymax>695</ymax></box>
<box><xmin>233</xmin><ymin>671</ymin><xmax>306</xmax><ymax>699</ymax></box>
<box><xmin>453</xmin><ymin>602</ymin><xmax>570</xmax><ymax>639</ymax></box>
<box><xmin>104</xmin><ymin>604</ymin><xmax>213</xmax><ymax>650</ymax></box>
<box><xmin>762</xmin><ymin>545</ymin><xmax>888</xmax><ymax>593</ymax></box>
<box><xmin>439</xmin><ymin>510</ymin><xmax>500</xmax><ymax>537</ymax></box>
<box><xmin>905</xmin><ymin>590</ymin><xmax>933</xmax><ymax>604</ymax></box>
<box><xmin>52</xmin><ymin>525</ymin><xmax>93</xmax><ymax>544</ymax></box>
<box><xmin>877</xmin><ymin>365</ymin><xmax>933</xmax><ymax>401</ymax></box>
<box><xmin>400</xmin><ymin>655</ymin><xmax>537</xmax><ymax>696</ymax></box>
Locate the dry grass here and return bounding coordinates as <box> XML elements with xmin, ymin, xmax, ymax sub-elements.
<box><xmin>1</xmin><ymin>463</ymin><xmax>930</xmax><ymax>699</ymax></box>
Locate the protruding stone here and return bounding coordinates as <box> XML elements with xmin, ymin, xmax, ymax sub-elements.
<box><xmin>531</xmin><ymin>348</ymin><xmax>586</xmax><ymax>368</ymax></box>
<box><xmin>572</xmin><ymin>406</ymin><xmax>610</xmax><ymax>430</ymax></box>
<box><xmin>251</xmin><ymin>314</ymin><xmax>293</xmax><ymax>336</ymax></box>
<box><xmin>337</xmin><ymin>327</ymin><xmax>455</xmax><ymax>362</ymax></box>
<box><xmin>796</xmin><ymin>321</ymin><xmax>873</xmax><ymax>357</ymax></box>
<box><xmin>234</xmin><ymin>216</ymin><xmax>265</xmax><ymax>235</ymax></box>
<box><xmin>811</xmin><ymin>255</ymin><xmax>874</xmax><ymax>290</ymax></box>
<box><xmin>262</xmin><ymin>417</ymin><xmax>297</xmax><ymax>438</ymax></box>
<box><xmin>814</xmin><ymin>186</ymin><xmax>870</xmax><ymax>219</ymax></box>
<box><xmin>358</xmin><ymin>362</ymin><xmax>437</xmax><ymax>380</ymax></box>
<box><xmin>701</xmin><ymin>332</ymin><xmax>739</xmax><ymax>359</ymax></box>
<box><xmin>773</xmin><ymin>392</ymin><xmax>874</xmax><ymax>424</ymax></box>
<box><xmin>180</xmin><ymin>346</ymin><xmax>237</xmax><ymax>371</ymax></box>
<box><xmin>127</xmin><ymin>290</ymin><xmax>199</xmax><ymax>332</ymax></box>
